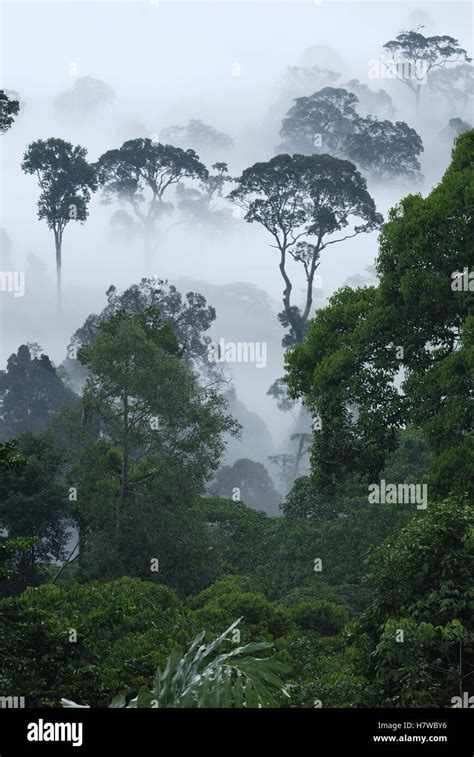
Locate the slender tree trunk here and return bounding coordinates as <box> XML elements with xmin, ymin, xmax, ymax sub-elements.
<box><xmin>54</xmin><ymin>230</ymin><xmax>62</xmax><ymax>311</ymax></box>
<box><xmin>279</xmin><ymin>245</ymin><xmax>292</xmax><ymax>313</ymax></box>
<box><xmin>302</xmin><ymin>256</ymin><xmax>320</xmax><ymax>323</ymax></box>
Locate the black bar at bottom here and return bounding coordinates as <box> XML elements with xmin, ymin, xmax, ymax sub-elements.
<box><xmin>0</xmin><ymin>708</ymin><xmax>472</xmax><ymax>755</ymax></box>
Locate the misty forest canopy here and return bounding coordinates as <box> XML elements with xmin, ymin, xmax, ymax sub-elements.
<box><xmin>0</xmin><ymin>132</ymin><xmax>471</xmax><ymax>708</ymax></box>
<box><xmin>0</xmin><ymin>17</ymin><xmax>472</xmax><ymax>712</ymax></box>
<box><xmin>11</xmin><ymin>27</ymin><xmax>471</xmax><ymax>345</ymax></box>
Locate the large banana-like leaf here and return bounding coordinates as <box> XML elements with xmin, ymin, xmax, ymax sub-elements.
<box><xmin>62</xmin><ymin>618</ymin><xmax>290</xmax><ymax>709</ymax></box>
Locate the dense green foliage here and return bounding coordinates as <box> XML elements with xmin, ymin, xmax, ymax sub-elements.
<box><xmin>0</xmin><ymin>578</ymin><xmax>192</xmax><ymax>707</ymax></box>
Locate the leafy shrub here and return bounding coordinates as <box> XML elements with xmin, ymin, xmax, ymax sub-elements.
<box><xmin>0</xmin><ymin>577</ymin><xmax>194</xmax><ymax>706</ymax></box>
<box><xmin>290</xmin><ymin>600</ymin><xmax>349</xmax><ymax>635</ymax></box>
<box><xmin>189</xmin><ymin>576</ymin><xmax>292</xmax><ymax>641</ymax></box>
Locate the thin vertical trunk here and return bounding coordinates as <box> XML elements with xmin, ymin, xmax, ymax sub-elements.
<box><xmin>279</xmin><ymin>243</ymin><xmax>292</xmax><ymax>313</ymax></box>
<box><xmin>54</xmin><ymin>229</ymin><xmax>62</xmax><ymax>311</ymax></box>
<box><xmin>302</xmin><ymin>255</ymin><xmax>320</xmax><ymax>323</ymax></box>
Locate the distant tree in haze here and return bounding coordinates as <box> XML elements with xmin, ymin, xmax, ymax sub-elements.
<box><xmin>229</xmin><ymin>153</ymin><xmax>382</xmax><ymax>345</ymax></box>
<box><xmin>343</xmin><ymin>79</ymin><xmax>395</xmax><ymax>119</ymax></box>
<box><xmin>175</xmin><ymin>162</ymin><xmax>234</xmax><ymax>230</ymax></box>
<box><xmin>345</xmin><ymin>118</ymin><xmax>423</xmax><ymax>182</ymax></box>
<box><xmin>441</xmin><ymin>117</ymin><xmax>472</xmax><ymax>141</ymax></box>
<box><xmin>0</xmin><ymin>90</ymin><xmax>19</xmax><ymax>133</ymax></box>
<box><xmin>96</xmin><ymin>138</ymin><xmax>208</xmax><ymax>269</ymax></box>
<box><xmin>53</xmin><ymin>76</ymin><xmax>115</xmax><ymax>120</ymax></box>
<box><xmin>280</xmin><ymin>87</ymin><xmax>423</xmax><ymax>184</ymax></box>
<box><xmin>381</xmin><ymin>28</ymin><xmax>471</xmax><ymax>119</ymax></box>
<box><xmin>21</xmin><ymin>138</ymin><xmax>97</xmax><ymax>308</ymax></box>
<box><xmin>209</xmin><ymin>458</ymin><xmax>282</xmax><ymax>515</ymax></box>
<box><xmin>267</xmin><ymin>377</ymin><xmax>299</xmax><ymax>417</ymax></box>
<box><xmin>428</xmin><ymin>64</ymin><xmax>474</xmax><ymax>117</ymax></box>
<box><xmin>0</xmin><ymin>345</ymin><xmax>78</xmax><ymax>441</ymax></box>
<box><xmin>279</xmin><ymin>87</ymin><xmax>360</xmax><ymax>156</ymax></box>
<box><xmin>160</xmin><ymin>119</ymin><xmax>234</xmax><ymax>153</ymax></box>
<box><xmin>108</xmin><ymin>209</ymin><xmax>141</xmax><ymax>244</ymax></box>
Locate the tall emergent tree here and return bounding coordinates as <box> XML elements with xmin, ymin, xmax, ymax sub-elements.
<box><xmin>229</xmin><ymin>153</ymin><xmax>382</xmax><ymax>344</ymax></box>
<box><xmin>73</xmin><ymin>307</ymin><xmax>237</xmax><ymax>591</ymax></box>
<box><xmin>382</xmin><ymin>28</ymin><xmax>471</xmax><ymax>119</ymax></box>
<box><xmin>21</xmin><ymin>138</ymin><xmax>97</xmax><ymax>308</ymax></box>
<box><xmin>0</xmin><ymin>90</ymin><xmax>20</xmax><ymax>133</ymax></box>
<box><xmin>67</xmin><ymin>277</ymin><xmax>221</xmax><ymax>388</ymax></box>
<box><xmin>96</xmin><ymin>138</ymin><xmax>208</xmax><ymax>270</ymax></box>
